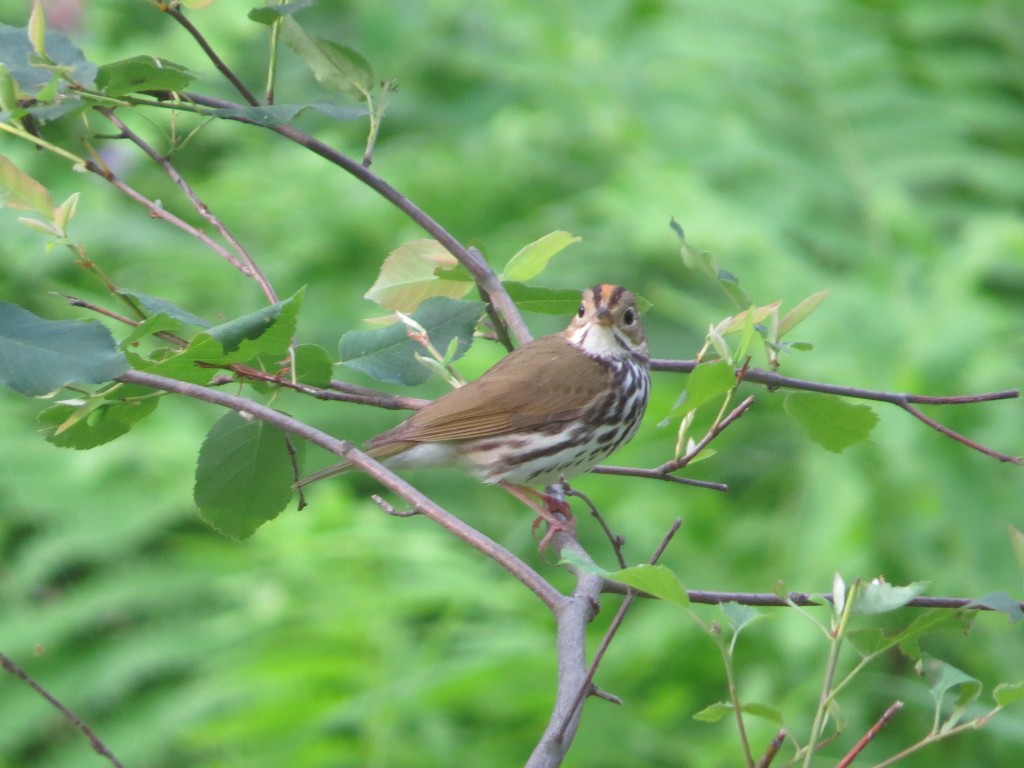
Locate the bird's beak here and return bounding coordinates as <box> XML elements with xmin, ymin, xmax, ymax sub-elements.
<box><xmin>594</xmin><ymin>307</ymin><xmax>613</xmax><ymax>326</ymax></box>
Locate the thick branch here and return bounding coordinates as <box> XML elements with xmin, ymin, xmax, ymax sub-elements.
<box><xmin>117</xmin><ymin>369</ymin><xmax>561</xmax><ymax>609</ymax></box>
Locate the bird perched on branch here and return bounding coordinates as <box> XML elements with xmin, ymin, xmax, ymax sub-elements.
<box><xmin>296</xmin><ymin>284</ymin><xmax>650</xmax><ymax>539</ymax></box>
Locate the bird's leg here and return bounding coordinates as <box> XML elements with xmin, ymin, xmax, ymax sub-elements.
<box><xmin>499</xmin><ymin>481</ymin><xmax>576</xmax><ymax>549</ymax></box>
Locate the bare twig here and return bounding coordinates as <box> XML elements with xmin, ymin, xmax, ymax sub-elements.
<box><xmin>96</xmin><ymin>108</ymin><xmax>279</xmax><ymax>305</ymax></box>
<box><xmin>562</xmin><ymin>485</ymin><xmax>628</xmax><ymax>568</ymax></box>
<box><xmin>836</xmin><ymin>701</ymin><xmax>903</xmax><ymax>768</ymax></box>
<box><xmin>0</xmin><ymin>651</ymin><xmax>124</xmax><ymax>768</ymax></box>
<box><xmin>163</xmin><ymin>4</ymin><xmax>260</xmax><ymax>106</ymax></box>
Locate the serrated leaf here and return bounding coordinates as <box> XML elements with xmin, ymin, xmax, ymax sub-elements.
<box><xmin>0</xmin><ymin>302</ymin><xmax>127</xmax><ymax>395</ymax></box>
<box><xmin>95</xmin><ymin>56</ymin><xmax>195</xmax><ymax>97</ymax></box>
<box><xmin>194</xmin><ymin>411</ymin><xmax>303</xmax><ymax>539</ymax></box>
<box><xmin>278</xmin><ymin>16</ymin><xmax>373</xmax><ymax>100</ymax></box>
<box><xmin>339</xmin><ymin>297</ymin><xmax>485</xmax><ymax>385</ymax></box>
<box><xmin>117</xmin><ymin>291</ymin><xmax>211</xmax><ymax>328</ymax></box>
<box><xmin>679</xmin><ymin>360</ymin><xmax>735</xmax><ymax>414</ymax></box>
<box><xmin>248</xmin><ymin>0</ymin><xmax>316</xmax><ymax>24</ymax></box>
<box><xmin>364</xmin><ymin>239</ymin><xmax>472</xmax><ymax>311</ymax></box>
<box><xmin>778</xmin><ymin>289</ymin><xmax>830</xmax><ymax>339</ymax></box>
<box><xmin>851</xmin><ymin>580</ymin><xmax>929</xmax><ymax>615</ymax></box>
<box><xmin>895</xmin><ymin>609</ymin><xmax>970</xmax><ymax>660</ymax></box>
<box><xmin>502</xmin><ymin>282</ymin><xmax>582</xmax><ymax>315</ymax></box>
<box><xmin>500</xmin><ymin>230</ymin><xmax>580</xmax><ymax>282</ymax></box>
<box><xmin>206</xmin><ymin>289</ymin><xmax>303</xmax><ymax>357</ymax></box>
<box><xmin>967</xmin><ymin>591</ymin><xmax>1023</xmax><ymax>624</ymax></box>
<box><xmin>0</xmin><ymin>153</ymin><xmax>54</xmax><ymax>217</ymax></box>
<box><xmin>847</xmin><ymin>627</ymin><xmax>887</xmax><ymax>657</ymax></box>
<box><xmin>784</xmin><ymin>392</ymin><xmax>879</xmax><ymax>453</ymax></box>
<box><xmin>604</xmin><ymin>564</ymin><xmax>689</xmax><ymax>608</ymax></box>
<box><xmin>292</xmin><ymin>344</ymin><xmax>333</xmax><ymax>387</ymax></box>
<box><xmin>37</xmin><ymin>397</ymin><xmax>158</xmax><ymax>449</ymax></box>
<box><xmin>994</xmin><ymin>681</ymin><xmax>1024</xmax><ymax>707</ymax></box>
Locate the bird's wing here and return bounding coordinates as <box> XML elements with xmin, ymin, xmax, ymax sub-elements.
<box><xmin>367</xmin><ymin>335</ymin><xmax>610</xmax><ymax>446</ymax></box>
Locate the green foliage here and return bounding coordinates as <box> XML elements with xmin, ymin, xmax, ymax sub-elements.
<box><xmin>784</xmin><ymin>391</ymin><xmax>880</xmax><ymax>453</ymax></box>
<box><xmin>0</xmin><ymin>302</ymin><xmax>127</xmax><ymax>395</ymax></box>
<box><xmin>0</xmin><ymin>1</ymin><xmax>1022</xmax><ymax>767</ymax></box>
<box><xmin>194</xmin><ymin>410</ymin><xmax>302</xmax><ymax>539</ymax></box>
<box><xmin>339</xmin><ymin>297</ymin><xmax>485</xmax><ymax>385</ymax></box>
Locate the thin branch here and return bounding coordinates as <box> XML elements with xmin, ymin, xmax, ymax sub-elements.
<box><xmin>163</xmin><ymin>5</ymin><xmax>261</xmax><ymax>106</ymax></box>
<box><xmin>61</xmin><ymin>294</ymin><xmax>189</xmax><ymax>347</ymax></box>
<box><xmin>651</xmin><ymin>359</ymin><xmax>1021</xmax><ymax>465</ymax></box>
<box><xmin>178</xmin><ymin>91</ymin><xmax>533</xmax><ymax>348</ymax></box>
<box><xmin>836</xmin><ymin>701</ymin><xmax>903</xmax><ymax>768</ymax></box>
<box><xmin>598</xmin><ymin>586</ymin><xmax>1024</xmax><ymax>613</ymax></box>
<box><xmin>756</xmin><ymin>728</ymin><xmax>788</xmax><ymax>768</ymax></box>
<box><xmin>82</xmin><ymin>160</ymin><xmax>251</xmax><ymax>272</ymax></box>
<box><xmin>96</xmin><ymin>108</ymin><xmax>279</xmax><ymax>304</ymax></box>
<box><xmin>117</xmin><ymin>369</ymin><xmax>562</xmax><ymax>610</ymax></box>
<box><xmin>0</xmin><ymin>651</ymin><xmax>124</xmax><ymax>768</ymax></box>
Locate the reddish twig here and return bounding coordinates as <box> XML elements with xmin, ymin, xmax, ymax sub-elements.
<box><xmin>756</xmin><ymin>728</ymin><xmax>788</xmax><ymax>768</ymax></box>
<box><xmin>836</xmin><ymin>701</ymin><xmax>904</xmax><ymax>768</ymax></box>
<box><xmin>0</xmin><ymin>651</ymin><xmax>124</xmax><ymax>768</ymax></box>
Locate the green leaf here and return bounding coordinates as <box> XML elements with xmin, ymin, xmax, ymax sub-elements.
<box><xmin>28</xmin><ymin>0</ymin><xmax>45</xmax><ymax>58</ymax></box>
<box><xmin>0</xmin><ymin>302</ymin><xmax>127</xmax><ymax>396</ymax></box>
<box><xmin>120</xmin><ymin>313</ymin><xmax>185</xmax><ymax>348</ymax></box>
<box><xmin>364</xmin><ymin>239</ymin><xmax>472</xmax><ymax>311</ymax></box>
<box><xmin>604</xmin><ymin>564</ymin><xmax>690</xmax><ymax>609</ymax></box>
<box><xmin>847</xmin><ymin>627</ymin><xmax>887</xmax><ymax>656</ymax></box>
<box><xmin>194</xmin><ymin>411</ymin><xmax>303</xmax><ymax>540</ymax></box>
<box><xmin>502</xmin><ymin>282</ymin><xmax>582</xmax><ymax>315</ymax></box>
<box><xmin>784</xmin><ymin>392</ymin><xmax>879</xmax><ymax>453</ymax></box>
<box><xmin>894</xmin><ymin>609</ymin><xmax>971</xmax><ymax>660</ymax></box>
<box><xmin>679</xmin><ymin>360</ymin><xmax>735</xmax><ymax>414</ymax></box>
<box><xmin>0</xmin><ymin>153</ymin><xmax>54</xmax><ymax>217</ymax></box>
<box><xmin>778</xmin><ymin>289</ymin><xmax>830</xmax><ymax>339</ymax></box>
<box><xmin>1009</xmin><ymin>525</ymin><xmax>1024</xmax><ymax>577</ymax></box>
<box><xmin>674</xmin><ymin>221</ymin><xmax>752</xmax><ymax>309</ymax></box>
<box><xmin>720</xmin><ymin>601</ymin><xmax>764</xmax><ymax>636</ymax></box>
<box><xmin>967</xmin><ymin>591</ymin><xmax>1023</xmax><ymax>623</ymax></box>
<box><xmin>693</xmin><ymin>700</ymin><xmax>784</xmax><ymax>725</ymax></box>
<box><xmin>339</xmin><ymin>297</ymin><xmax>485</xmax><ymax>386</ymax></box>
<box><xmin>248</xmin><ymin>0</ymin><xmax>316</xmax><ymax>25</ymax></box>
<box><xmin>95</xmin><ymin>56</ymin><xmax>195</xmax><ymax>96</ymax></box>
<box><xmin>37</xmin><ymin>397</ymin><xmax>159</xmax><ymax>449</ymax></box>
<box><xmin>0</xmin><ymin>22</ymin><xmax>96</xmax><ymax>94</ymax></box>
<box><xmin>292</xmin><ymin>344</ymin><xmax>333</xmax><ymax>387</ymax></box>
<box><xmin>206</xmin><ymin>289</ymin><xmax>303</xmax><ymax>356</ymax></box>
<box><xmin>994</xmin><ymin>681</ymin><xmax>1024</xmax><ymax>708</ymax></box>
<box><xmin>500</xmin><ymin>230</ymin><xmax>580</xmax><ymax>282</ymax></box>
<box><xmin>851</xmin><ymin>580</ymin><xmax>929</xmax><ymax>615</ymax></box>
<box><xmin>206</xmin><ymin>101</ymin><xmax>367</xmax><ymax>126</ymax></box>
<box><xmin>916</xmin><ymin>654</ymin><xmax>982</xmax><ymax>732</ymax></box>
<box><xmin>118</xmin><ymin>291</ymin><xmax>211</xmax><ymax>328</ymax></box>
<box><xmin>278</xmin><ymin>16</ymin><xmax>374</xmax><ymax>101</ymax></box>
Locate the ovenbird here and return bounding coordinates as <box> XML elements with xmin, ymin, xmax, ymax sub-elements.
<box><xmin>297</xmin><ymin>284</ymin><xmax>650</xmax><ymax>524</ymax></box>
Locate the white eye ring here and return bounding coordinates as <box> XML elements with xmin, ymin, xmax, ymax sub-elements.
<box><xmin>577</xmin><ymin>305</ymin><xmax>585</xmax><ymax>318</ymax></box>
<box><xmin>623</xmin><ymin>308</ymin><xmax>635</xmax><ymax>325</ymax></box>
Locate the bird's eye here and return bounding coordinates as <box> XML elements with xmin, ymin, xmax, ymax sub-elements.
<box><xmin>623</xmin><ymin>308</ymin><xmax>635</xmax><ymax>325</ymax></box>
<box><xmin>577</xmin><ymin>304</ymin><xmax>585</xmax><ymax>318</ymax></box>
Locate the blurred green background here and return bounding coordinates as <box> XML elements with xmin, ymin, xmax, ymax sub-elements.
<box><xmin>1</xmin><ymin>0</ymin><xmax>1023</xmax><ymax>765</ymax></box>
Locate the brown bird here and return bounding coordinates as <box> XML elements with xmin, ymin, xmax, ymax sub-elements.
<box><xmin>297</xmin><ymin>284</ymin><xmax>650</xmax><ymax>534</ymax></box>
